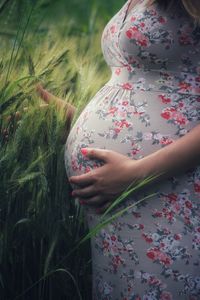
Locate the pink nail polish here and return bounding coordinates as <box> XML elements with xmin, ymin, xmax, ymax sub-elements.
<box><xmin>81</xmin><ymin>148</ymin><xmax>88</xmax><ymax>156</ymax></box>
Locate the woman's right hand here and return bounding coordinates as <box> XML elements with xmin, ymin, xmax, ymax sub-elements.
<box><xmin>35</xmin><ymin>84</ymin><xmax>76</xmax><ymax>143</ymax></box>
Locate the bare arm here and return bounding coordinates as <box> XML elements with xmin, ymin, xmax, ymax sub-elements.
<box><xmin>36</xmin><ymin>84</ymin><xmax>76</xmax><ymax>142</ymax></box>
<box><xmin>134</xmin><ymin>124</ymin><xmax>200</xmax><ymax>182</ymax></box>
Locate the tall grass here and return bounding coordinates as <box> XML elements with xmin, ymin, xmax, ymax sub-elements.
<box><xmin>0</xmin><ymin>1</ymin><xmax>155</xmax><ymax>299</ymax></box>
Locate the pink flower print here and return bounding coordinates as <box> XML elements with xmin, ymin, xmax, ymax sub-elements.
<box><xmin>160</xmin><ymin>291</ymin><xmax>173</xmax><ymax>300</ymax></box>
<box><xmin>114</xmin><ymin>128</ymin><xmax>121</xmax><ymax>134</ymax></box>
<box><xmin>147</xmin><ymin>248</ymin><xmax>172</xmax><ymax>266</ymax></box>
<box><xmin>103</xmin><ymin>240</ymin><xmax>110</xmax><ymax>251</ymax></box>
<box><xmin>149</xmin><ymin>8</ymin><xmax>157</xmax><ymax>16</ymax></box>
<box><xmin>115</xmin><ymin>120</ymin><xmax>131</xmax><ymax>129</ymax></box>
<box><xmin>179</xmin><ymin>33</ymin><xmax>193</xmax><ymax>45</ymax></box>
<box><xmin>142</xmin><ymin>233</ymin><xmax>153</xmax><ymax>244</ymax></box>
<box><xmin>160</xmin><ymin>136</ymin><xmax>173</xmax><ymax>146</ymax></box>
<box><xmin>85</xmin><ymin>166</ymin><xmax>91</xmax><ymax>173</ymax></box>
<box><xmin>112</xmin><ymin>255</ymin><xmax>124</xmax><ymax>271</ymax></box>
<box><xmin>110</xmin><ymin>25</ymin><xmax>116</xmax><ymax>34</ymax></box>
<box><xmin>158</xmin><ymin>251</ymin><xmax>172</xmax><ymax>266</ymax></box>
<box><xmin>178</xmin><ymin>81</ymin><xmax>192</xmax><ymax>92</ymax></box>
<box><xmin>148</xmin><ymin>276</ymin><xmax>161</xmax><ymax>286</ymax></box>
<box><xmin>108</xmin><ymin>106</ymin><xmax>118</xmax><ymax>115</ymax></box>
<box><xmin>130</xmin><ymin>16</ymin><xmax>136</xmax><ymax>22</ymax></box>
<box><xmin>122</xmin><ymin>100</ymin><xmax>129</xmax><ymax>106</ymax></box>
<box><xmin>115</xmin><ymin>68</ymin><xmax>121</xmax><ymax>75</ymax></box>
<box><xmin>174</xmin><ymin>113</ymin><xmax>188</xmax><ymax>126</ymax></box>
<box><xmin>126</xmin><ymin>26</ymin><xmax>150</xmax><ymax>47</ymax></box>
<box><xmin>122</xmin><ymin>82</ymin><xmax>133</xmax><ymax>90</ymax></box>
<box><xmin>139</xmin><ymin>224</ymin><xmax>144</xmax><ymax>230</ymax></box>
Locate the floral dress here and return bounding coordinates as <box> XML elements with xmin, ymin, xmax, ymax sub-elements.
<box><xmin>65</xmin><ymin>0</ymin><xmax>200</xmax><ymax>299</ymax></box>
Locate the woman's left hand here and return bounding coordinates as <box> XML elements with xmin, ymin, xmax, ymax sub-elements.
<box><xmin>69</xmin><ymin>148</ymin><xmax>142</xmax><ymax>213</ymax></box>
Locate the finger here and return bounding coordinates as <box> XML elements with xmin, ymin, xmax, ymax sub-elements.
<box><xmin>72</xmin><ymin>186</ymin><xmax>97</xmax><ymax>198</ymax></box>
<box><xmin>96</xmin><ymin>201</ymin><xmax>112</xmax><ymax>214</ymax></box>
<box><xmin>81</xmin><ymin>147</ymin><xmax>110</xmax><ymax>162</ymax></box>
<box><xmin>69</xmin><ymin>172</ymin><xmax>96</xmax><ymax>187</ymax></box>
<box><xmin>36</xmin><ymin>84</ymin><xmax>66</xmax><ymax>109</ymax></box>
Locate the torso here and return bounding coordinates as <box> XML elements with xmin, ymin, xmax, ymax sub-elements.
<box><xmin>64</xmin><ymin>2</ymin><xmax>200</xmax><ymax>298</ymax></box>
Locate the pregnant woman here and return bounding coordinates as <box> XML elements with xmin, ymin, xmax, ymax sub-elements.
<box><xmin>38</xmin><ymin>0</ymin><xmax>200</xmax><ymax>298</ymax></box>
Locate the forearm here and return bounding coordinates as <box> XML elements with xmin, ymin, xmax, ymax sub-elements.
<box><xmin>136</xmin><ymin>124</ymin><xmax>200</xmax><ymax>182</ymax></box>
<box><xmin>36</xmin><ymin>84</ymin><xmax>76</xmax><ymax>112</ymax></box>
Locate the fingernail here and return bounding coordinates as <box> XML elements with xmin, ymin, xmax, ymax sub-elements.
<box><xmin>81</xmin><ymin>148</ymin><xmax>88</xmax><ymax>156</ymax></box>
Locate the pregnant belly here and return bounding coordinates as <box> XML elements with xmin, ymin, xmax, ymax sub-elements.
<box><xmin>64</xmin><ymin>84</ymin><xmax>200</xmax><ymax>178</ymax></box>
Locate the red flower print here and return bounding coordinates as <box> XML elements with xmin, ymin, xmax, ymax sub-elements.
<box><xmin>178</xmin><ymin>81</ymin><xmax>192</xmax><ymax>91</ymax></box>
<box><xmin>142</xmin><ymin>233</ymin><xmax>153</xmax><ymax>243</ymax></box>
<box><xmin>161</xmin><ymin>110</ymin><xmax>171</xmax><ymax>120</ymax></box>
<box><xmin>185</xmin><ymin>200</ymin><xmax>192</xmax><ymax>209</ymax></box>
<box><xmin>159</xmin><ymin>95</ymin><xmax>171</xmax><ymax>104</ymax></box>
<box><xmin>168</xmin><ymin>193</ymin><xmax>178</xmax><ymax>202</ymax></box>
<box><xmin>160</xmin><ymin>291</ymin><xmax>173</xmax><ymax>300</ymax></box>
<box><xmin>195</xmin><ymin>76</ymin><xmax>200</xmax><ymax>83</ymax></box>
<box><xmin>122</xmin><ymin>82</ymin><xmax>133</xmax><ymax>90</ymax></box>
<box><xmin>153</xmin><ymin>210</ymin><xmax>163</xmax><ymax>218</ymax></box>
<box><xmin>174</xmin><ymin>233</ymin><xmax>182</xmax><ymax>240</ymax></box>
<box><xmin>179</xmin><ymin>34</ymin><xmax>193</xmax><ymax>45</ymax></box>
<box><xmin>158</xmin><ymin>16</ymin><xmax>167</xmax><ymax>24</ymax></box>
<box><xmin>126</xmin><ymin>29</ymin><xmax>133</xmax><ymax>39</ymax></box>
<box><xmin>194</xmin><ymin>182</ymin><xmax>200</xmax><ymax>193</ymax></box>
<box><xmin>147</xmin><ymin>248</ymin><xmax>172</xmax><ymax>266</ymax></box>
<box><xmin>139</xmin><ymin>224</ymin><xmax>144</xmax><ymax>230</ymax></box>
<box><xmin>111</xmin><ymin>235</ymin><xmax>117</xmax><ymax>241</ymax></box>
<box><xmin>147</xmin><ymin>250</ymin><xmax>156</xmax><ymax>260</ymax></box>
<box><xmin>122</xmin><ymin>101</ymin><xmax>129</xmax><ymax>106</ymax></box>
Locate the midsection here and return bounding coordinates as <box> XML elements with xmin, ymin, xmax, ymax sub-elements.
<box><xmin>64</xmin><ymin>82</ymin><xmax>200</xmax><ymax>178</ymax></box>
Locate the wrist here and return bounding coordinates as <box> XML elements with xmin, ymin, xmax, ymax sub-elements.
<box><xmin>130</xmin><ymin>152</ymin><xmax>166</xmax><ymax>184</ymax></box>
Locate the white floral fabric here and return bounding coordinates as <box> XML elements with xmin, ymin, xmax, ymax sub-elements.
<box><xmin>65</xmin><ymin>0</ymin><xmax>200</xmax><ymax>299</ymax></box>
